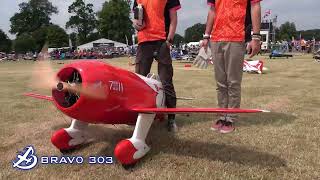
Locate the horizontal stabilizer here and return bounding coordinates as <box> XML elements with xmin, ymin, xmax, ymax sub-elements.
<box><xmin>131</xmin><ymin>108</ymin><xmax>269</xmax><ymax>114</ymax></box>
<box><xmin>24</xmin><ymin>92</ymin><xmax>53</xmax><ymax>101</ymax></box>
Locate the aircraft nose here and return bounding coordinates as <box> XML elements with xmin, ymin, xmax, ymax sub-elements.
<box><xmin>56</xmin><ymin>82</ymin><xmax>64</xmax><ymax>91</ymax></box>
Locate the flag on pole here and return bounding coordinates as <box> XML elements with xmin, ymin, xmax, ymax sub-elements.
<box><xmin>263</xmin><ymin>9</ymin><xmax>271</xmax><ymax>19</ymax></box>
<box><xmin>265</xmin><ymin>9</ymin><xmax>271</xmax><ymax>15</ymax></box>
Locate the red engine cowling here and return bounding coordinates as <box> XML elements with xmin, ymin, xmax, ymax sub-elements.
<box><xmin>52</xmin><ymin>61</ymin><xmax>157</xmax><ymax>124</ymax></box>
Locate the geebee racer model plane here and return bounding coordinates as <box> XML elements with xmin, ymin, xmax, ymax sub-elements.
<box><xmin>25</xmin><ymin>60</ymin><xmax>268</xmax><ymax>166</ymax></box>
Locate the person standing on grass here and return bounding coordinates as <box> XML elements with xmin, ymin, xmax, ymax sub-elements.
<box><xmin>301</xmin><ymin>38</ymin><xmax>306</xmax><ymax>54</ymax></box>
<box><xmin>202</xmin><ymin>0</ymin><xmax>262</xmax><ymax>133</ymax></box>
<box><xmin>132</xmin><ymin>0</ymin><xmax>181</xmax><ymax>132</ymax></box>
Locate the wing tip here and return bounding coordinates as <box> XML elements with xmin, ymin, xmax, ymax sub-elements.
<box><xmin>24</xmin><ymin>92</ymin><xmax>53</xmax><ymax>101</ymax></box>
<box><xmin>261</xmin><ymin>109</ymin><xmax>271</xmax><ymax>113</ymax></box>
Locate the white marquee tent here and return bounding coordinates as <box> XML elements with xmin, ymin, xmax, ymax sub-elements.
<box><xmin>77</xmin><ymin>38</ymin><xmax>128</xmax><ymax>50</ymax></box>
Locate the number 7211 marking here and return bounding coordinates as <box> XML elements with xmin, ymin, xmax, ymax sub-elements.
<box><xmin>109</xmin><ymin>81</ymin><xmax>123</xmax><ymax>93</ymax></box>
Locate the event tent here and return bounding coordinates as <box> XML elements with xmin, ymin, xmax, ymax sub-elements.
<box><xmin>77</xmin><ymin>38</ymin><xmax>128</xmax><ymax>50</ymax></box>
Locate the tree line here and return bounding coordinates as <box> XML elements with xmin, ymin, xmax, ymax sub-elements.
<box><xmin>276</xmin><ymin>22</ymin><xmax>320</xmax><ymax>41</ymax></box>
<box><xmin>0</xmin><ymin>0</ymin><xmax>133</xmax><ymax>53</ymax></box>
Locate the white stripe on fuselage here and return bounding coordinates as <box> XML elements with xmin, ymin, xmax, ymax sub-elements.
<box><xmin>135</xmin><ymin>73</ymin><xmax>165</xmax><ymax>108</ymax></box>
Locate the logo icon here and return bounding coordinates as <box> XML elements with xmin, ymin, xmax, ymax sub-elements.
<box><xmin>12</xmin><ymin>146</ymin><xmax>38</xmax><ymax>170</ymax></box>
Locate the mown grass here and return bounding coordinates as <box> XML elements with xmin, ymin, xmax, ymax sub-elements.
<box><xmin>0</xmin><ymin>55</ymin><xmax>319</xmax><ymax>179</ymax></box>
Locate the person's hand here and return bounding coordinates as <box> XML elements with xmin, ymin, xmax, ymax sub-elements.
<box><xmin>193</xmin><ymin>43</ymin><xmax>212</xmax><ymax>69</ymax></box>
<box><xmin>193</xmin><ymin>56</ymin><xmax>209</xmax><ymax>69</ymax></box>
<box><xmin>247</xmin><ymin>39</ymin><xmax>261</xmax><ymax>58</ymax></box>
<box><xmin>201</xmin><ymin>39</ymin><xmax>209</xmax><ymax>52</ymax></box>
<box><xmin>165</xmin><ymin>41</ymin><xmax>172</xmax><ymax>49</ymax></box>
<box><xmin>132</xmin><ymin>19</ymin><xmax>145</xmax><ymax>31</ymax></box>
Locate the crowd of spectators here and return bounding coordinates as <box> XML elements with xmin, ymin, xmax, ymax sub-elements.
<box><xmin>274</xmin><ymin>39</ymin><xmax>320</xmax><ymax>54</ymax></box>
<box><xmin>1</xmin><ymin>40</ymin><xmax>319</xmax><ymax>62</ymax></box>
<box><xmin>0</xmin><ymin>51</ymin><xmax>35</xmax><ymax>61</ymax></box>
<box><xmin>0</xmin><ymin>46</ymin><xmax>138</xmax><ymax>61</ymax></box>
<box><xmin>49</xmin><ymin>46</ymin><xmax>128</xmax><ymax>60</ymax></box>
<box><xmin>171</xmin><ymin>44</ymin><xmax>201</xmax><ymax>60</ymax></box>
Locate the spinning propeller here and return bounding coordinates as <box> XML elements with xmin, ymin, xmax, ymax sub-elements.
<box><xmin>30</xmin><ymin>43</ymin><xmax>107</xmax><ymax>100</ymax></box>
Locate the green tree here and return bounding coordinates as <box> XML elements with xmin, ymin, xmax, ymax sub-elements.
<box><xmin>47</xmin><ymin>25</ymin><xmax>69</xmax><ymax>48</ymax></box>
<box><xmin>277</xmin><ymin>22</ymin><xmax>297</xmax><ymax>41</ymax></box>
<box><xmin>32</xmin><ymin>26</ymin><xmax>49</xmax><ymax>51</ymax></box>
<box><xmin>184</xmin><ymin>23</ymin><xmax>206</xmax><ymax>43</ymax></box>
<box><xmin>87</xmin><ymin>32</ymin><xmax>101</xmax><ymax>43</ymax></box>
<box><xmin>14</xmin><ymin>34</ymin><xmax>37</xmax><ymax>53</ymax></box>
<box><xmin>98</xmin><ymin>0</ymin><xmax>134</xmax><ymax>44</ymax></box>
<box><xmin>297</xmin><ymin>29</ymin><xmax>320</xmax><ymax>41</ymax></box>
<box><xmin>173</xmin><ymin>34</ymin><xmax>185</xmax><ymax>46</ymax></box>
<box><xmin>66</xmin><ymin>0</ymin><xmax>97</xmax><ymax>45</ymax></box>
<box><xmin>0</xmin><ymin>29</ymin><xmax>12</xmax><ymax>53</ymax></box>
<box><xmin>69</xmin><ymin>32</ymin><xmax>78</xmax><ymax>47</ymax></box>
<box><xmin>10</xmin><ymin>0</ymin><xmax>58</xmax><ymax>35</ymax></box>
<box><xmin>29</xmin><ymin>24</ymin><xmax>69</xmax><ymax>51</ymax></box>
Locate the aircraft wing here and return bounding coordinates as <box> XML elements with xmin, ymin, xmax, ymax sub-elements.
<box><xmin>24</xmin><ymin>92</ymin><xmax>53</xmax><ymax>101</ymax></box>
<box><xmin>131</xmin><ymin>108</ymin><xmax>269</xmax><ymax>114</ymax></box>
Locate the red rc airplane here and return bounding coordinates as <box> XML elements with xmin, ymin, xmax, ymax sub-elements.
<box><xmin>25</xmin><ymin>60</ymin><xmax>269</xmax><ymax>166</ymax></box>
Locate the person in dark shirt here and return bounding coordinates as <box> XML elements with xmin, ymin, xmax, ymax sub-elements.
<box><xmin>132</xmin><ymin>0</ymin><xmax>181</xmax><ymax>132</ymax></box>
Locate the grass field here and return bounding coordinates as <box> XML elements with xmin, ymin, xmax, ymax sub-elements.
<box><xmin>0</xmin><ymin>55</ymin><xmax>319</xmax><ymax>179</ymax></box>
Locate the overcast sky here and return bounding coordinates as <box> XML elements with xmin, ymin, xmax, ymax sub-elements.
<box><xmin>1</xmin><ymin>0</ymin><xmax>320</xmax><ymax>39</ymax></box>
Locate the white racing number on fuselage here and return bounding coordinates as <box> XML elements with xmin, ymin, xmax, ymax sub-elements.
<box><xmin>109</xmin><ymin>81</ymin><xmax>123</xmax><ymax>93</ymax></box>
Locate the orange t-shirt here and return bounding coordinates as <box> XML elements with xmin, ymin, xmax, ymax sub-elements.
<box><xmin>134</xmin><ymin>0</ymin><xmax>181</xmax><ymax>44</ymax></box>
<box><xmin>301</xmin><ymin>39</ymin><xmax>306</xmax><ymax>47</ymax></box>
<box><xmin>208</xmin><ymin>0</ymin><xmax>262</xmax><ymax>42</ymax></box>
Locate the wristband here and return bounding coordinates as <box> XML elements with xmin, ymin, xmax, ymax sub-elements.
<box><xmin>252</xmin><ymin>37</ymin><xmax>261</xmax><ymax>41</ymax></box>
<box><xmin>203</xmin><ymin>34</ymin><xmax>211</xmax><ymax>39</ymax></box>
<box><xmin>252</xmin><ymin>34</ymin><xmax>261</xmax><ymax>41</ymax></box>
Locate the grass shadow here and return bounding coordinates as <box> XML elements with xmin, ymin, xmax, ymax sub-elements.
<box><xmin>175</xmin><ymin>114</ymin><xmax>213</xmax><ymax>127</ymax></box>
<box><xmin>51</xmin><ymin>123</ymin><xmax>134</xmax><ymax>156</ymax></box>
<box><xmin>238</xmin><ymin>112</ymin><xmax>297</xmax><ymax>127</ymax></box>
<box><xmin>50</xmin><ymin>117</ymin><xmax>288</xmax><ymax>169</ymax></box>
<box><xmin>176</xmin><ymin>112</ymin><xmax>296</xmax><ymax>128</ymax></box>
<box><xmin>62</xmin><ymin>127</ymin><xmax>133</xmax><ymax>156</ymax></box>
<box><xmin>89</xmin><ymin>124</ymin><xmax>286</xmax><ymax>170</ymax></box>
<box><xmin>139</xmin><ymin>133</ymin><xmax>287</xmax><ymax>169</ymax></box>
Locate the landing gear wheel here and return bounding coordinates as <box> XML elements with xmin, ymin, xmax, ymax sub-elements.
<box><xmin>114</xmin><ymin>140</ymin><xmax>138</xmax><ymax>165</ymax></box>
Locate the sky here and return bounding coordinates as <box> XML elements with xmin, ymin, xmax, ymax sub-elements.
<box><xmin>1</xmin><ymin>0</ymin><xmax>320</xmax><ymax>39</ymax></box>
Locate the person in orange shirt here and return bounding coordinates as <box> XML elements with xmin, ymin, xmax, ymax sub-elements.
<box><xmin>301</xmin><ymin>38</ymin><xmax>307</xmax><ymax>53</ymax></box>
<box><xmin>132</xmin><ymin>0</ymin><xmax>181</xmax><ymax>132</ymax></box>
<box><xmin>202</xmin><ymin>0</ymin><xmax>262</xmax><ymax>133</ymax></box>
